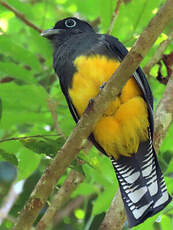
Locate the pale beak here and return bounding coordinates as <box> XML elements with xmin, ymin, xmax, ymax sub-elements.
<box><xmin>40</xmin><ymin>28</ymin><xmax>65</xmax><ymax>38</ymax></box>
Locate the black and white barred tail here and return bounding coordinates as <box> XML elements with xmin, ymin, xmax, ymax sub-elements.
<box><xmin>111</xmin><ymin>132</ymin><xmax>172</xmax><ymax>227</ymax></box>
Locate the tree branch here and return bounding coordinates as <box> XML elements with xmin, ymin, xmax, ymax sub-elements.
<box><xmin>0</xmin><ymin>1</ymin><xmax>42</xmax><ymax>33</ymax></box>
<box><xmin>36</xmin><ymin>140</ymin><xmax>92</xmax><ymax>230</ymax></box>
<box><xmin>107</xmin><ymin>0</ymin><xmax>122</xmax><ymax>34</ymax></box>
<box><xmin>36</xmin><ymin>170</ymin><xmax>84</xmax><ymax>230</ymax></box>
<box><xmin>143</xmin><ymin>31</ymin><xmax>173</xmax><ymax>75</ymax></box>
<box><xmin>99</xmin><ymin>189</ymin><xmax>126</xmax><ymax>230</ymax></box>
<box><xmin>154</xmin><ymin>71</ymin><xmax>173</xmax><ymax>153</ymax></box>
<box><xmin>12</xmin><ymin>0</ymin><xmax>173</xmax><ymax>229</ymax></box>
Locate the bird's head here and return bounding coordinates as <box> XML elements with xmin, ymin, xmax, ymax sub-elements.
<box><xmin>41</xmin><ymin>17</ymin><xmax>94</xmax><ymax>41</ymax></box>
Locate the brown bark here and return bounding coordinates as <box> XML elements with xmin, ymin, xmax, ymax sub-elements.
<box><xmin>154</xmin><ymin>71</ymin><xmax>173</xmax><ymax>153</ymax></box>
<box><xmin>99</xmin><ymin>189</ymin><xmax>126</xmax><ymax>230</ymax></box>
<box><xmin>36</xmin><ymin>170</ymin><xmax>84</xmax><ymax>230</ymax></box>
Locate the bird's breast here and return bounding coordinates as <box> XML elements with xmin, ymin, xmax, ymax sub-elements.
<box><xmin>69</xmin><ymin>55</ymin><xmax>149</xmax><ymax>159</ymax></box>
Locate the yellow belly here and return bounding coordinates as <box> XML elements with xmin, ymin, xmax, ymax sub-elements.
<box><xmin>69</xmin><ymin>55</ymin><xmax>149</xmax><ymax>159</ymax></box>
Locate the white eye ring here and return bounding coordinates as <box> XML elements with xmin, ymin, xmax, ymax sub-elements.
<box><xmin>65</xmin><ymin>19</ymin><xmax>77</xmax><ymax>28</ymax></box>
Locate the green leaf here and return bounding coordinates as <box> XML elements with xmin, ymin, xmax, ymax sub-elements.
<box><xmin>0</xmin><ymin>82</ymin><xmax>49</xmax><ymax>128</ymax></box>
<box><xmin>82</xmin><ymin>163</ymin><xmax>111</xmax><ymax>188</ymax></box>
<box><xmin>132</xmin><ymin>214</ymin><xmax>156</xmax><ymax>230</ymax></box>
<box><xmin>113</xmin><ymin>0</ymin><xmax>166</xmax><ymax>42</ymax></box>
<box><xmin>72</xmin><ymin>182</ymin><xmax>96</xmax><ymax>197</ymax></box>
<box><xmin>160</xmin><ymin>124</ymin><xmax>173</xmax><ymax>153</ymax></box>
<box><xmin>6</xmin><ymin>0</ymin><xmax>33</xmax><ymax>21</ymax></box>
<box><xmin>0</xmin><ymin>148</ymin><xmax>18</xmax><ymax>165</ymax></box>
<box><xmin>92</xmin><ymin>188</ymin><xmax>115</xmax><ymax>216</ymax></box>
<box><xmin>165</xmin><ymin>158</ymin><xmax>173</xmax><ymax>175</ymax></box>
<box><xmin>16</xmin><ymin>147</ymin><xmax>42</xmax><ymax>181</ymax></box>
<box><xmin>0</xmin><ymin>141</ymin><xmax>22</xmax><ymax>154</ymax></box>
<box><xmin>0</xmin><ymin>62</ymin><xmax>36</xmax><ymax>83</ymax></box>
<box><xmin>81</xmin><ymin>149</ymin><xmax>116</xmax><ymax>186</ymax></box>
<box><xmin>99</xmin><ymin>0</ymin><xmax>114</xmax><ymax>31</ymax></box>
<box><xmin>149</xmin><ymin>77</ymin><xmax>165</xmax><ymax>109</ymax></box>
<box><xmin>165</xmin><ymin>177</ymin><xmax>173</xmax><ymax>194</ymax></box>
<box><xmin>160</xmin><ymin>215</ymin><xmax>172</xmax><ymax>230</ymax></box>
<box><xmin>28</xmin><ymin>30</ymin><xmax>53</xmax><ymax>68</ymax></box>
<box><xmin>150</xmin><ymin>64</ymin><xmax>160</xmax><ymax>77</ymax></box>
<box><xmin>0</xmin><ymin>36</ymin><xmax>42</xmax><ymax>72</ymax></box>
<box><xmin>20</xmin><ymin>137</ymin><xmax>65</xmax><ymax>157</ymax></box>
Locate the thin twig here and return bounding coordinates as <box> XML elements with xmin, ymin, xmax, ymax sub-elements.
<box><xmin>36</xmin><ymin>170</ymin><xmax>84</xmax><ymax>230</ymax></box>
<box><xmin>144</xmin><ymin>31</ymin><xmax>173</xmax><ymax>75</ymax></box>
<box><xmin>53</xmin><ymin>196</ymin><xmax>84</xmax><ymax>226</ymax></box>
<box><xmin>0</xmin><ymin>134</ymin><xmax>58</xmax><ymax>143</ymax></box>
<box><xmin>47</xmin><ymin>97</ymin><xmax>66</xmax><ymax>138</ymax></box>
<box><xmin>107</xmin><ymin>0</ymin><xmax>122</xmax><ymax>34</ymax></box>
<box><xmin>154</xmin><ymin>71</ymin><xmax>173</xmax><ymax>153</ymax></box>
<box><xmin>0</xmin><ymin>1</ymin><xmax>42</xmax><ymax>33</ymax></box>
<box><xmin>12</xmin><ymin>1</ymin><xmax>173</xmax><ymax>229</ymax></box>
<box><xmin>90</xmin><ymin>17</ymin><xmax>101</xmax><ymax>28</ymax></box>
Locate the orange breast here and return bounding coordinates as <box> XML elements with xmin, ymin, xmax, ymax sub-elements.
<box><xmin>69</xmin><ymin>55</ymin><xmax>149</xmax><ymax>159</ymax></box>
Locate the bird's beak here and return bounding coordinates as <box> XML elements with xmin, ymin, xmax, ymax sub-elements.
<box><xmin>40</xmin><ymin>28</ymin><xmax>65</xmax><ymax>38</ymax></box>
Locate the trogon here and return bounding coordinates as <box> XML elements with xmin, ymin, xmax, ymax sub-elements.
<box><xmin>41</xmin><ymin>17</ymin><xmax>171</xmax><ymax>227</ymax></box>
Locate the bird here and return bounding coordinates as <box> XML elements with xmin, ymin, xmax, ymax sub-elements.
<box><xmin>41</xmin><ymin>17</ymin><xmax>171</xmax><ymax>227</ymax></box>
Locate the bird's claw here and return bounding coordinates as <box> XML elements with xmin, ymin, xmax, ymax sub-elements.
<box><xmin>99</xmin><ymin>82</ymin><xmax>107</xmax><ymax>90</ymax></box>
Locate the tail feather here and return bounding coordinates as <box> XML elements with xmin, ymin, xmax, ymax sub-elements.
<box><xmin>111</xmin><ymin>133</ymin><xmax>172</xmax><ymax>227</ymax></box>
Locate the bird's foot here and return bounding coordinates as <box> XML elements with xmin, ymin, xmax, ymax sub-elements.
<box><xmin>99</xmin><ymin>82</ymin><xmax>107</xmax><ymax>91</ymax></box>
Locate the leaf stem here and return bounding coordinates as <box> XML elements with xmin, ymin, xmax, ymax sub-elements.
<box><xmin>0</xmin><ymin>1</ymin><xmax>42</xmax><ymax>33</ymax></box>
<box><xmin>0</xmin><ymin>134</ymin><xmax>59</xmax><ymax>143</ymax></box>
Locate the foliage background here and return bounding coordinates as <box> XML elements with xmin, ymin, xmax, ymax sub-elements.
<box><xmin>0</xmin><ymin>0</ymin><xmax>172</xmax><ymax>229</ymax></box>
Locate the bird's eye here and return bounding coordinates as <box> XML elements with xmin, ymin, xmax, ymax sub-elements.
<box><xmin>65</xmin><ymin>19</ymin><xmax>77</xmax><ymax>28</ymax></box>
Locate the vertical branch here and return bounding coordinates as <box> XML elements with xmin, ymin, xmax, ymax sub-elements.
<box><xmin>154</xmin><ymin>71</ymin><xmax>173</xmax><ymax>153</ymax></box>
<box><xmin>47</xmin><ymin>97</ymin><xmax>65</xmax><ymax>138</ymax></box>
<box><xmin>99</xmin><ymin>189</ymin><xmax>126</xmax><ymax>230</ymax></box>
<box><xmin>107</xmin><ymin>0</ymin><xmax>122</xmax><ymax>34</ymax></box>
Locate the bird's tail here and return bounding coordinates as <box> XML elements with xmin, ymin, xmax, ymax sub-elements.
<box><xmin>111</xmin><ymin>134</ymin><xmax>172</xmax><ymax>227</ymax></box>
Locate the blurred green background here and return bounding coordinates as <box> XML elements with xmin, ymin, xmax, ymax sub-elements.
<box><xmin>0</xmin><ymin>0</ymin><xmax>173</xmax><ymax>229</ymax></box>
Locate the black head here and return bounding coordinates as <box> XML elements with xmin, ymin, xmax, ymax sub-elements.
<box><xmin>41</xmin><ymin>17</ymin><xmax>94</xmax><ymax>40</ymax></box>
